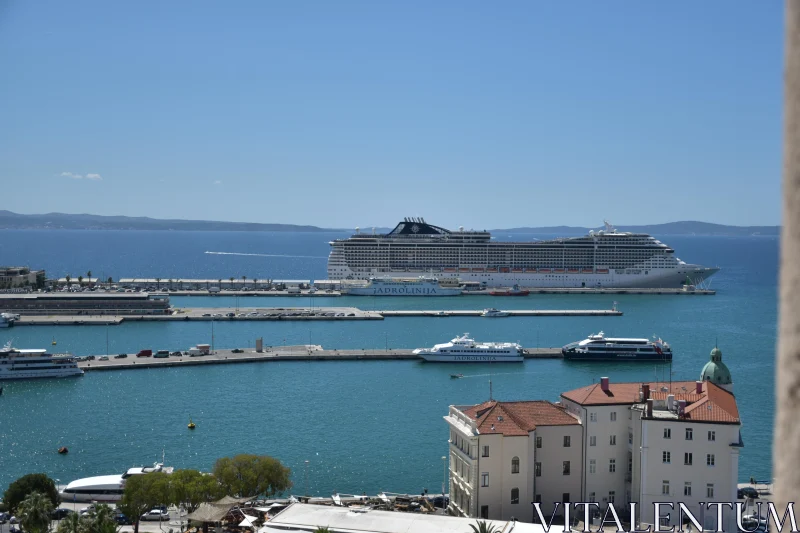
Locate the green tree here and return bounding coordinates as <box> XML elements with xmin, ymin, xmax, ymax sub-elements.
<box><xmin>86</xmin><ymin>271</ymin><xmax>92</xmax><ymax>284</ymax></box>
<box><xmin>155</xmin><ymin>278</ymin><xmax>161</xmax><ymax>290</ymax></box>
<box><xmin>84</xmin><ymin>503</ymin><xmax>118</xmax><ymax>533</ymax></box>
<box><xmin>65</xmin><ymin>275</ymin><xmax>71</xmax><ymax>288</ymax></box>
<box><xmin>252</xmin><ymin>278</ymin><xmax>258</xmax><ymax>290</ymax></box>
<box><xmin>3</xmin><ymin>473</ymin><xmax>59</xmax><ymax>514</ymax></box>
<box><xmin>78</xmin><ymin>276</ymin><xmax>84</xmax><ymax>286</ymax></box>
<box><xmin>313</xmin><ymin>528</ymin><xmax>332</xmax><ymax>533</ymax></box>
<box><xmin>241</xmin><ymin>276</ymin><xmax>247</xmax><ymax>289</ymax></box>
<box><xmin>469</xmin><ymin>520</ymin><xmax>499</xmax><ymax>533</ymax></box>
<box><xmin>170</xmin><ymin>470</ymin><xmax>222</xmax><ymax>513</ymax></box>
<box><xmin>118</xmin><ymin>472</ymin><xmax>170</xmax><ymax>533</ymax></box>
<box><xmin>212</xmin><ymin>454</ymin><xmax>292</xmax><ymax>499</ymax></box>
<box><xmin>56</xmin><ymin>511</ymin><xmax>84</xmax><ymax>533</ymax></box>
<box><xmin>229</xmin><ymin>277</ymin><xmax>235</xmax><ymax>289</ymax></box>
<box><xmin>107</xmin><ymin>277</ymin><xmax>113</xmax><ymax>284</ymax></box>
<box><xmin>17</xmin><ymin>491</ymin><xmax>54</xmax><ymax>533</ymax></box>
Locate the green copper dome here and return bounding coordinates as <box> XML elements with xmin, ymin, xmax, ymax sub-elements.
<box><xmin>701</xmin><ymin>346</ymin><xmax>732</xmax><ymax>386</ymax></box>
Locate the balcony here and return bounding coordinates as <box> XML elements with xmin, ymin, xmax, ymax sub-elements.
<box><xmin>625</xmin><ymin>472</ymin><xmax>632</xmax><ymax>482</ymax></box>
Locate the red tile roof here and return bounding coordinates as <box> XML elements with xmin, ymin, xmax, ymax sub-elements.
<box><xmin>461</xmin><ymin>400</ymin><xmax>580</xmax><ymax>436</ymax></box>
<box><xmin>560</xmin><ymin>380</ymin><xmax>740</xmax><ymax>424</ymax></box>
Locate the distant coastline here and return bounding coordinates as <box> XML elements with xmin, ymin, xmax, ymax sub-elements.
<box><xmin>0</xmin><ymin>210</ymin><xmax>779</xmax><ymax>236</ymax></box>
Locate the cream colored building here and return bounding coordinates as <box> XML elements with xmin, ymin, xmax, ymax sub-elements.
<box><xmin>444</xmin><ymin>400</ymin><xmax>582</xmax><ymax>522</ymax></box>
<box><xmin>446</xmin><ymin>349</ymin><xmax>741</xmax><ymax>530</ymax></box>
<box><xmin>0</xmin><ymin>266</ymin><xmax>45</xmax><ymax>288</ymax></box>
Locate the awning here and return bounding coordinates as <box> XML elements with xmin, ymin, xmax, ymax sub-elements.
<box><xmin>186</xmin><ymin>503</ymin><xmax>234</xmax><ymax>523</ymax></box>
<box><xmin>238</xmin><ymin>514</ymin><xmax>259</xmax><ymax>528</ymax></box>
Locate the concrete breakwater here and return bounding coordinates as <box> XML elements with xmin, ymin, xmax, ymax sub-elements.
<box><xmin>77</xmin><ymin>346</ymin><xmax>564</xmax><ymax>370</ymax></box>
<box><xmin>12</xmin><ymin>306</ymin><xmax>621</xmax><ymax>325</ymax></box>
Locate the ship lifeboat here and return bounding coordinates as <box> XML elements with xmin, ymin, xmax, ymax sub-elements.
<box><xmin>582</xmin><ymin>269</ymin><xmax>593</xmax><ymax>273</ymax></box>
<box><xmin>511</xmin><ymin>268</ymin><xmax>523</xmax><ymax>273</ymax></box>
<box><xmin>499</xmin><ymin>267</ymin><xmax>510</xmax><ymax>273</ymax></box>
<box><xmin>472</xmin><ymin>268</ymin><xmax>485</xmax><ymax>273</ymax></box>
<box><xmin>58</xmin><ymin>447</ymin><xmax>68</xmax><ymax>455</ymax></box>
<box><xmin>567</xmin><ymin>269</ymin><xmax>579</xmax><ymax>274</ymax></box>
<box><xmin>486</xmin><ymin>268</ymin><xmax>498</xmax><ymax>273</ymax></box>
<box><xmin>459</xmin><ymin>268</ymin><xmax>470</xmax><ymax>273</ymax></box>
<box><xmin>538</xmin><ymin>268</ymin><xmax>551</xmax><ymax>273</ymax></box>
<box><xmin>554</xmin><ymin>269</ymin><xmax>565</xmax><ymax>273</ymax></box>
<box><xmin>597</xmin><ymin>269</ymin><xmax>609</xmax><ymax>274</ymax></box>
<box><xmin>443</xmin><ymin>268</ymin><xmax>457</xmax><ymax>273</ymax></box>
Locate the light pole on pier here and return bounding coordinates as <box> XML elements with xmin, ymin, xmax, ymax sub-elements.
<box><xmin>441</xmin><ymin>455</ymin><xmax>447</xmax><ymax>515</ymax></box>
<box><xmin>304</xmin><ymin>460</ymin><xmax>310</xmax><ymax>497</ymax></box>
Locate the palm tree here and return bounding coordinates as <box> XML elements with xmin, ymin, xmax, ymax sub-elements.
<box><xmin>253</xmin><ymin>278</ymin><xmax>258</xmax><ymax>290</ymax></box>
<box><xmin>85</xmin><ymin>504</ymin><xmax>117</xmax><ymax>533</ymax></box>
<box><xmin>313</xmin><ymin>528</ymin><xmax>332</xmax><ymax>533</ymax></box>
<box><xmin>86</xmin><ymin>271</ymin><xmax>92</xmax><ymax>285</ymax></box>
<box><xmin>229</xmin><ymin>277</ymin><xmax>235</xmax><ymax>289</ymax></box>
<box><xmin>242</xmin><ymin>275</ymin><xmax>247</xmax><ymax>289</ymax></box>
<box><xmin>155</xmin><ymin>278</ymin><xmax>161</xmax><ymax>290</ymax></box>
<box><xmin>17</xmin><ymin>491</ymin><xmax>54</xmax><ymax>533</ymax></box>
<box><xmin>78</xmin><ymin>275</ymin><xmax>84</xmax><ymax>287</ymax></box>
<box><xmin>65</xmin><ymin>275</ymin><xmax>71</xmax><ymax>288</ymax></box>
<box><xmin>469</xmin><ymin>521</ymin><xmax>499</xmax><ymax>533</ymax></box>
<box><xmin>56</xmin><ymin>511</ymin><xmax>83</xmax><ymax>533</ymax></box>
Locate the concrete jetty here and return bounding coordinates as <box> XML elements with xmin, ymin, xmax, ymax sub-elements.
<box><xmin>12</xmin><ymin>306</ymin><xmax>620</xmax><ymax>325</ymax></box>
<box><xmin>77</xmin><ymin>346</ymin><xmax>564</xmax><ymax>371</ymax></box>
<box><xmin>139</xmin><ymin>287</ymin><xmax>713</xmax><ymax>296</ymax></box>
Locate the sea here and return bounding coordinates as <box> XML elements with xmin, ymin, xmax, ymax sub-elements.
<box><xmin>0</xmin><ymin>230</ymin><xmax>779</xmax><ymax>497</ymax></box>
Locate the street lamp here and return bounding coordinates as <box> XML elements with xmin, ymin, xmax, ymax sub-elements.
<box><xmin>304</xmin><ymin>460</ymin><xmax>310</xmax><ymax>497</ymax></box>
<box><xmin>441</xmin><ymin>456</ymin><xmax>447</xmax><ymax>515</ymax></box>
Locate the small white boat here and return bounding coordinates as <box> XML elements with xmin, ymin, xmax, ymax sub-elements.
<box><xmin>414</xmin><ymin>333</ymin><xmax>523</xmax><ymax>363</ymax></box>
<box><xmin>481</xmin><ymin>308</ymin><xmax>510</xmax><ymax>317</ymax></box>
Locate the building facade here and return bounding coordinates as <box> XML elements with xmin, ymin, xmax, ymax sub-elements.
<box><xmin>446</xmin><ymin>351</ymin><xmax>741</xmax><ymax>529</ymax></box>
<box><xmin>0</xmin><ymin>266</ymin><xmax>45</xmax><ymax>289</ymax></box>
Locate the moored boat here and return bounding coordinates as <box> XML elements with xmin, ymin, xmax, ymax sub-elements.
<box><xmin>481</xmin><ymin>308</ymin><xmax>510</xmax><ymax>317</ymax></box>
<box><xmin>561</xmin><ymin>332</ymin><xmax>672</xmax><ymax>361</ymax></box>
<box><xmin>414</xmin><ymin>333</ymin><xmax>523</xmax><ymax>363</ymax></box>
<box><xmin>489</xmin><ymin>284</ymin><xmax>530</xmax><ymax>296</ymax></box>
<box><xmin>0</xmin><ymin>342</ymin><xmax>83</xmax><ymax>380</ymax></box>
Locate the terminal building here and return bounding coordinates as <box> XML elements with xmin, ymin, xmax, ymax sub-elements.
<box><xmin>444</xmin><ymin>347</ymin><xmax>740</xmax><ymax>530</ymax></box>
<box><xmin>0</xmin><ymin>292</ymin><xmax>172</xmax><ymax>315</ymax></box>
<box><xmin>0</xmin><ymin>266</ymin><xmax>45</xmax><ymax>289</ymax></box>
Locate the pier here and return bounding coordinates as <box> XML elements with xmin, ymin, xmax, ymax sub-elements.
<box><xmin>121</xmin><ymin>287</ymin><xmax>713</xmax><ymax>296</ymax></box>
<box><xmin>76</xmin><ymin>346</ymin><xmax>564</xmax><ymax>371</ymax></box>
<box><xmin>11</xmin><ymin>306</ymin><xmax>621</xmax><ymax>325</ymax></box>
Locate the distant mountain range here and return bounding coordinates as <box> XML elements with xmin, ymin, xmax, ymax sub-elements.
<box><xmin>0</xmin><ymin>211</ymin><xmax>779</xmax><ymax>236</ymax></box>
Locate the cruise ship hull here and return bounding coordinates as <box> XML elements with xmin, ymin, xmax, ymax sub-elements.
<box><xmin>417</xmin><ymin>353</ymin><xmax>524</xmax><ymax>363</ymax></box>
<box><xmin>344</xmin><ymin>287</ymin><xmax>462</xmax><ymax>296</ymax></box>
<box><xmin>333</xmin><ymin>266</ymin><xmax>717</xmax><ymax>289</ymax></box>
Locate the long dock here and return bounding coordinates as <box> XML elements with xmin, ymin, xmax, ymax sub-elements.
<box><xmin>147</xmin><ymin>287</ymin><xmax>713</xmax><ymax>296</ymax></box>
<box><xmin>76</xmin><ymin>346</ymin><xmax>564</xmax><ymax>371</ymax></box>
<box><xmin>11</xmin><ymin>306</ymin><xmax>621</xmax><ymax>325</ymax></box>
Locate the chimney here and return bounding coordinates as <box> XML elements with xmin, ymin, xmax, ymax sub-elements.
<box><xmin>696</xmin><ymin>381</ymin><xmax>703</xmax><ymax>394</ymax></box>
<box><xmin>600</xmin><ymin>377</ymin><xmax>610</xmax><ymax>392</ymax></box>
<box><xmin>642</xmin><ymin>384</ymin><xmax>650</xmax><ymax>401</ymax></box>
<box><xmin>646</xmin><ymin>399</ymin><xmax>654</xmax><ymax>418</ymax></box>
<box><xmin>678</xmin><ymin>400</ymin><xmax>687</xmax><ymax>417</ymax></box>
<box><xmin>667</xmin><ymin>394</ymin><xmax>675</xmax><ymax>411</ymax></box>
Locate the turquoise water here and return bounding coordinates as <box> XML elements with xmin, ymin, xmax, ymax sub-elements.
<box><xmin>0</xmin><ymin>231</ymin><xmax>779</xmax><ymax>496</ymax></box>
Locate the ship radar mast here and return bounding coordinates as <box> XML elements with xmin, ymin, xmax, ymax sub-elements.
<box><xmin>603</xmin><ymin>220</ymin><xmax>616</xmax><ymax>233</ymax></box>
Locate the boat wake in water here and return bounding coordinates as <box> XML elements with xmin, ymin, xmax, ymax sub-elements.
<box><xmin>205</xmin><ymin>251</ymin><xmax>327</xmax><ymax>259</ymax></box>
<box><xmin>458</xmin><ymin>371</ymin><xmax>537</xmax><ymax>379</ymax></box>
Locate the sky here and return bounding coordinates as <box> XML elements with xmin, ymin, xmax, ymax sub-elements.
<box><xmin>0</xmin><ymin>1</ymin><xmax>784</xmax><ymax>229</ymax></box>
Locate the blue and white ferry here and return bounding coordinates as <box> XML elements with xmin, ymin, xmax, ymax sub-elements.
<box><xmin>414</xmin><ymin>333</ymin><xmax>524</xmax><ymax>362</ymax></box>
<box><xmin>342</xmin><ymin>276</ymin><xmax>462</xmax><ymax>296</ymax></box>
<box><xmin>561</xmin><ymin>332</ymin><xmax>672</xmax><ymax>361</ymax></box>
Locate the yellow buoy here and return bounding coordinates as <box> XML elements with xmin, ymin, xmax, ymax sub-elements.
<box><xmin>52</xmin><ymin>338</ymin><xmax>57</xmax><ymax>346</ymax></box>
<box><xmin>188</xmin><ymin>418</ymin><xmax>196</xmax><ymax>430</ymax></box>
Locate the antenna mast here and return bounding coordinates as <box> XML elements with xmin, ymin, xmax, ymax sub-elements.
<box><xmin>489</xmin><ymin>379</ymin><xmax>493</xmax><ymax>401</ymax></box>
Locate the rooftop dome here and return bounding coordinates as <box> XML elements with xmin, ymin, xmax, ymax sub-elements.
<box><xmin>701</xmin><ymin>346</ymin><xmax>732</xmax><ymax>386</ymax></box>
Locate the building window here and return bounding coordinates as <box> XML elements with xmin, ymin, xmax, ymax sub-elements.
<box><xmin>684</xmin><ymin>453</ymin><xmax>693</xmax><ymax>466</ymax></box>
<box><xmin>611</xmin><ymin>412</ymin><xmax>617</xmax><ymax>421</ymax></box>
<box><xmin>707</xmin><ymin>484</ymin><xmax>714</xmax><ymax>498</ymax></box>
<box><xmin>564</xmin><ymin>436</ymin><xmax>571</xmax><ymax>447</ymax></box>
<box><xmin>481</xmin><ymin>473</ymin><xmax>489</xmax><ymax>487</ymax></box>
<box><xmin>536</xmin><ymin>436</ymin><xmax>542</xmax><ymax>449</ymax></box>
<box><xmin>662</xmin><ymin>481</ymin><xmax>670</xmax><ymax>495</ymax></box>
<box><xmin>610</xmin><ymin>435</ymin><xmax>616</xmax><ymax>446</ymax></box>
<box><xmin>535</xmin><ymin>462</ymin><xmax>542</xmax><ymax>477</ymax></box>
<box><xmin>589</xmin><ymin>492</ymin><xmax>596</xmax><ymax>503</ymax></box>
<box><xmin>482</xmin><ymin>445</ymin><xmax>489</xmax><ymax>457</ymax></box>
<box><xmin>686</xmin><ymin>428</ymin><xmax>693</xmax><ymax>441</ymax></box>
<box><xmin>708</xmin><ymin>430</ymin><xmax>716</xmax><ymax>442</ymax></box>
<box><xmin>481</xmin><ymin>506</ymin><xmax>489</xmax><ymax>519</ymax></box>
<box><xmin>589</xmin><ymin>460</ymin><xmax>596</xmax><ymax>474</ymax></box>
<box><xmin>563</xmin><ymin>461</ymin><xmax>571</xmax><ymax>475</ymax></box>
<box><xmin>684</xmin><ymin>482</ymin><xmax>692</xmax><ymax>497</ymax></box>
<box><xmin>511</xmin><ymin>488</ymin><xmax>519</xmax><ymax>504</ymax></box>
<box><xmin>535</xmin><ymin>494</ymin><xmax>542</xmax><ymax>504</ymax></box>
<box><xmin>590</xmin><ymin>412</ymin><xmax>597</xmax><ymax>422</ymax></box>
<box><xmin>608</xmin><ymin>491</ymin><xmax>615</xmax><ymax>504</ymax></box>
<box><xmin>707</xmin><ymin>454</ymin><xmax>715</xmax><ymax>466</ymax></box>
<box><xmin>511</xmin><ymin>457</ymin><xmax>520</xmax><ymax>474</ymax></box>
<box><xmin>663</xmin><ymin>451</ymin><xmax>671</xmax><ymax>464</ymax></box>
<box><xmin>609</xmin><ymin>459</ymin><xmax>616</xmax><ymax>473</ymax></box>
<box><xmin>664</xmin><ymin>428</ymin><xmax>671</xmax><ymax>439</ymax></box>
<box><xmin>563</xmin><ymin>493</ymin><xmax>571</xmax><ymax>503</ymax></box>
<box><xmin>590</xmin><ymin>436</ymin><xmax>596</xmax><ymax>447</ymax></box>
<box><xmin>629</xmin><ymin>432</ymin><xmax>633</xmax><ymax>444</ymax></box>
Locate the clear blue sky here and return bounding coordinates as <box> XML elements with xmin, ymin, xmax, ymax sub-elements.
<box><xmin>0</xmin><ymin>1</ymin><xmax>783</xmax><ymax>229</ymax></box>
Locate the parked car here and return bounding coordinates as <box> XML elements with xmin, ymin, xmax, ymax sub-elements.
<box><xmin>739</xmin><ymin>487</ymin><xmax>760</xmax><ymax>499</ymax></box>
<box><xmin>136</xmin><ymin>349</ymin><xmax>152</xmax><ymax>357</ymax></box>
<box><xmin>154</xmin><ymin>350</ymin><xmax>170</xmax><ymax>358</ymax></box>
<box><xmin>226</xmin><ymin>312</ymin><xmax>235</xmax><ymax>317</ymax></box>
<box><xmin>170</xmin><ymin>351</ymin><xmax>183</xmax><ymax>356</ymax></box>
<box><xmin>51</xmin><ymin>509</ymin><xmax>74</xmax><ymax>520</ymax></box>
<box><xmin>113</xmin><ymin>513</ymin><xmax>132</xmax><ymax>525</ymax></box>
<box><xmin>115</xmin><ymin>353</ymin><xmax>128</xmax><ymax>359</ymax></box>
<box><xmin>430</xmin><ymin>496</ymin><xmax>449</xmax><ymax>509</ymax></box>
<box><xmin>231</xmin><ymin>348</ymin><xmax>244</xmax><ymax>353</ymax></box>
<box><xmin>140</xmin><ymin>509</ymin><xmax>170</xmax><ymax>521</ymax></box>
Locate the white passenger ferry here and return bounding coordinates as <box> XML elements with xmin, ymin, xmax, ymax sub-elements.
<box><xmin>0</xmin><ymin>341</ymin><xmax>83</xmax><ymax>380</ymax></box>
<box><xmin>342</xmin><ymin>276</ymin><xmax>462</xmax><ymax>296</ymax></box>
<box><xmin>328</xmin><ymin>218</ymin><xmax>719</xmax><ymax>288</ymax></box>
<box><xmin>60</xmin><ymin>462</ymin><xmax>174</xmax><ymax>502</ymax></box>
<box><xmin>413</xmin><ymin>333</ymin><xmax>524</xmax><ymax>362</ymax></box>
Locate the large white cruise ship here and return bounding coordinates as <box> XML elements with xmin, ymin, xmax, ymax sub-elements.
<box><xmin>342</xmin><ymin>276</ymin><xmax>462</xmax><ymax>296</ymax></box>
<box><xmin>413</xmin><ymin>333</ymin><xmax>524</xmax><ymax>362</ymax></box>
<box><xmin>328</xmin><ymin>218</ymin><xmax>719</xmax><ymax>288</ymax></box>
<box><xmin>0</xmin><ymin>342</ymin><xmax>83</xmax><ymax>380</ymax></box>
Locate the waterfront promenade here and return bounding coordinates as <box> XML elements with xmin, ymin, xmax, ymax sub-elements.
<box><xmin>77</xmin><ymin>346</ymin><xmax>564</xmax><ymax>370</ymax></box>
